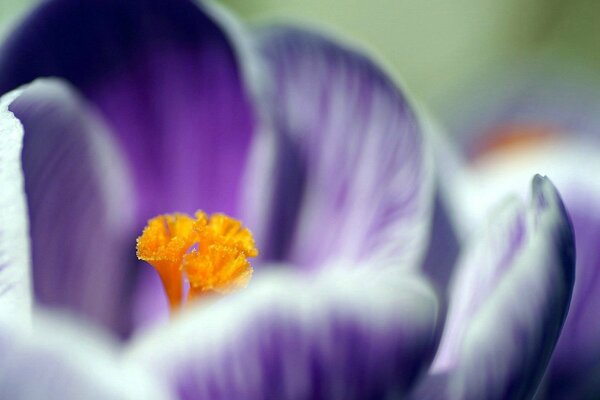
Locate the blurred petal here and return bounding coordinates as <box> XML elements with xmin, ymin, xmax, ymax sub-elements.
<box><xmin>451</xmin><ymin>137</ymin><xmax>600</xmax><ymax>399</ymax></box>
<box><xmin>546</xmin><ymin>202</ymin><xmax>600</xmax><ymax>399</ymax></box>
<box><xmin>441</xmin><ymin>62</ymin><xmax>600</xmax><ymax>159</ymax></box>
<box><xmin>421</xmin><ymin>190</ymin><xmax>461</xmax><ymax>296</ymax></box>
<box><xmin>0</xmin><ymin>0</ymin><xmax>257</xmax><ymax>220</ymax></box>
<box><xmin>253</xmin><ymin>27</ymin><xmax>433</xmax><ymax>270</ymax></box>
<box><xmin>409</xmin><ymin>372</ymin><xmax>450</xmax><ymax>400</ymax></box>
<box><xmin>432</xmin><ymin>198</ymin><xmax>527</xmax><ymax>372</ymax></box>
<box><xmin>9</xmin><ymin>79</ymin><xmax>136</xmax><ymax>336</ymax></box>
<box><xmin>128</xmin><ymin>267</ymin><xmax>440</xmax><ymax>399</ymax></box>
<box><xmin>0</xmin><ymin>88</ymin><xmax>31</xmax><ymax>326</ymax></box>
<box><xmin>0</xmin><ymin>310</ymin><xmax>173</xmax><ymax>400</ymax></box>
<box><xmin>417</xmin><ymin>115</ymin><xmax>462</xmax><ymax>301</ymax></box>
<box><xmin>431</xmin><ymin>176</ymin><xmax>574</xmax><ymax>400</ymax></box>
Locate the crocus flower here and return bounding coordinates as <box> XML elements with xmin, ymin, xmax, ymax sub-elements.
<box><xmin>0</xmin><ymin>1</ymin><xmax>575</xmax><ymax>399</ymax></box>
<box><xmin>436</xmin><ymin>62</ymin><xmax>600</xmax><ymax>399</ymax></box>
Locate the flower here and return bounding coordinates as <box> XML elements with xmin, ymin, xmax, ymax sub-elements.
<box><xmin>413</xmin><ymin>176</ymin><xmax>575</xmax><ymax>400</ymax></box>
<box><xmin>434</xmin><ymin>62</ymin><xmax>600</xmax><ymax>399</ymax></box>
<box><xmin>0</xmin><ymin>1</ymin><xmax>575</xmax><ymax>399</ymax></box>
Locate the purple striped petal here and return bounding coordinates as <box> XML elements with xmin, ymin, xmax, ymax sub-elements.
<box><xmin>430</xmin><ymin>176</ymin><xmax>574</xmax><ymax>400</ymax></box>
<box><xmin>438</xmin><ymin>61</ymin><xmax>600</xmax><ymax>398</ymax></box>
<box><xmin>0</xmin><ymin>310</ymin><xmax>173</xmax><ymax>400</ymax></box>
<box><xmin>128</xmin><ymin>267</ymin><xmax>440</xmax><ymax>400</ymax></box>
<box><xmin>252</xmin><ymin>27</ymin><xmax>433</xmax><ymax>270</ymax></box>
<box><xmin>0</xmin><ymin>0</ymin><xmax>257</xmax><ymax>221</ymax></box>
<box><xmin>9</xmin><ymin>79</ymin><xmax>136</xmax><ymax>336</ymax></box>
<box><xmin>0</xmin><ymin>88</ymin><xmax>32</xmax><ymax>326</ymax></box>
<box><xmin>448</xmin><ymin>137</ymin><xmax>600</xmax><ymax>399</ymax></box>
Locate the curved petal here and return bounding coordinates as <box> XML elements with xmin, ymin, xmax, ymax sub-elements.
<box><xmin>128</xmin><ymin>267</ymin><xmax>440</xmax><ymax>399</ymax></box>
<box><xmin>252</xmin><ymin>27</ymin><xmax>433</xmax><ymax>270</ymax></box>
<box><xmin>545</xmin><ymin>204</ymin><xmax>600</xmax><ymax>400</ymax></box>
<box><xmin>430</xmin><ymin>176</ymin><xmax>574</xmax><ymax>400</ymax></box>
<box><xmin>436</xmin><ymin>60</ymin><xmax>600</xmax><ymax>399</ymax></box>
<box><xmin>0</xmin><ymin>310</ymin><xmax>173</xmax><ymax>400</ymax></box>
<box><xmin>450</xmin><ymin>137</ymin><xmax>600</xmax><ymax>399</ymax></box>
<box><xmin>9</xmin><ymin>79</ymin><xmax>136</xmax><ymax>336</ymax></box>
<box><xmin>0</xmin><ymin>0</ymin><xmax>258</xmax><ymax>220</ymax></box>
<box><xmin>0</xmin><ymin>88</ymin><xmax>32</xmax><ymax>326</ymax></box>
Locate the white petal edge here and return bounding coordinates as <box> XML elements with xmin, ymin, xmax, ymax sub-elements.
<box><xmin>126</xmin><ymin>265</ymin><xmax>440</xmax><ymax>398</ymax></box>
<box><xmin>0</xmin><ymin>308</ymin><xmax>173</xmax><ymax>400</ymax></box>
<box><xmin>0</xmin><ymin>86</ymin><xmax>31</xmax><ymax>327</ymax></box>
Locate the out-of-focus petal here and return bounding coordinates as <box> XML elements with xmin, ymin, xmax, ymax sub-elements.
<box><xmin>441</xmin><ymin>62</ymin><xmax>600</xmax><ymax>159</ymax></box>
<box><xmin>0</xmin><ymin>310</ymin><xmax>173</xmax><ymax>400</ymax></box>
<box><xmin>0</xmin><ymin>88</ymin><xmax>32</xmax><ymax>326</ymax></box>
<box><xmin>252</xmin><ymin>27</ymin><xmax>433</xmax><ymax>270</ymax></box>
<box><xmin>461</xmin><ymin>139</ymin><xmax>600</xmax><ymax>399</ymax></box>
<box><xmin>128</xmin><ymin>266</ymin><xmax>440</xmax><ymax>400</ymax></box>
<box><xmin>430</xmin><ymin>176</ymin><xmax>574</xmax><ymax>400</ymax></box>
<box><xmin>0</xmin><ymin>0</ymin><xmax>258</xmax><ymax>220</ymax></box>
<box><xmin>409</xmin><ymin>372</ymin><xmax>450</xmax><ymax>400</ymax></box>
<box><xmin>416</xmin><ymin>113</ymin><xmax>461</xmax><ymax>296</ymax></box>
<box><xmin>9</xmin><ymin>79</ymin><xmax>136</xmax><ymax>336</ymax></box>
<box><xmin>545</xmin><ymin>202</ymin><xmax>600</xmax><ymax>400</ymax></box>
<box><xmin>421</xmin><ymin>189</ymin><xmax>461</xmax><ymax>297</ymax></box>
<box><xmin>432</xmin><ymin>198</ymin><xmax>528</xmax><ymax>372</ymax></box>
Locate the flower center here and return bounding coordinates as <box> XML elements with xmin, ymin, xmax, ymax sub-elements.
<box><xmin>136</xmin><ymin>211</ymin><xmax>257</xmax><ymax>311</ymax></box>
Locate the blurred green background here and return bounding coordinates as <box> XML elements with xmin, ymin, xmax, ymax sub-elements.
<box><xmin>2</xmin><ymin>0</ymin><xmax>598</xmax><ymax>114</ymax></box>
<box><xmin>219</xmin><ymin>0</ymin><xmax>599</xmax><ymax>112</ymax></box>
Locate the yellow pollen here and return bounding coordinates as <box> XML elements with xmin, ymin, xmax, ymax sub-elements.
<box><xmin>184</xmin><ymin>245</ymin><xmax>253</xmax><ymax>298</ymax></box>
<box><xmin>136</xmin><ymin>213</ymin><xmax>196</xmax><ymax>311</ymax></box>
<box><xmin>136</xmin><ymin>211</ymin><xmax>257</xmax><ymax>311</ymax></box>
<box><xmin>186</xmin><ymin>212</ymin><xmax>257</xmax><ymax>300</ymax></box>
<box><xmin>194</xmin><ymin>211</ymin><xmax>258</xmax><ymax>257</ymax></box>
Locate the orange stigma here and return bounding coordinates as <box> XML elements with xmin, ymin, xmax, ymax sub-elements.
<box><xmin>136</xmin><ymin>211</ymin><xmax>257</xmax><ymax>311</ymax></box>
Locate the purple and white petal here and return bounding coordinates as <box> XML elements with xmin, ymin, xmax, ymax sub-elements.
<box><xmin>0</xmin><ymin>310</ymin><xmax>173</xmax><ymax>400</ymax></box>
<box><xmin>0</xmin><ymin>0</ymin><xmax>258</xmax><ymax>221</ymax></box>
<box><xmin>252</xmin><ymin>27</ymin><xmax>433</xmax><ymax>270</ymax></box>
<box><xmin>448</xmin><ymin>136</ymin><xmax>600</xmax><ymax>399</ymax></box>
<box><xmin>128</xmin><ymin>266</ymin><xmax>440</xmax><ymax>400</ymax></box>
<box><xmin>9</xmin><ymin>79</ymin><xmax>136</xmax><ymax>336</ymax></box>
<box><xmin>430</xmin><ymin>176</ymin><xmax>574</xmax><ymax>400</ymax></box>
<box><xmin>0</xmin><ymin>88</ymin><xmax>32</xmax><ymax>326</ymax></box>
<box><xmin>432</xmin><ymin>197</ymin><xmax>528</xmax><ymax>371</ymax></box>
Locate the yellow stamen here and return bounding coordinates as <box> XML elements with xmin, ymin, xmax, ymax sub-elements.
<box><xmin>136</xmin><ymin>211</ymin><xmax>257</xmax><ymax>310</ymax></box>
<box><xmin>184</xmin><ymin>245</ymin><xmax>253</xmax><ymax>298</ymax></box>
<box><xmin>194</xmin><ymin>211</ymin><xmax>258</xmax><ymax>257</ymax></box>
<box><xmin>186</xmin><ymin>212</ymin><xmax>257</xmax><ymax>300</ymax></box>
<box><xmin>136</xmin><ymin>213</ymin><xmax>196</xmax><ymax>311</ymax></box>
